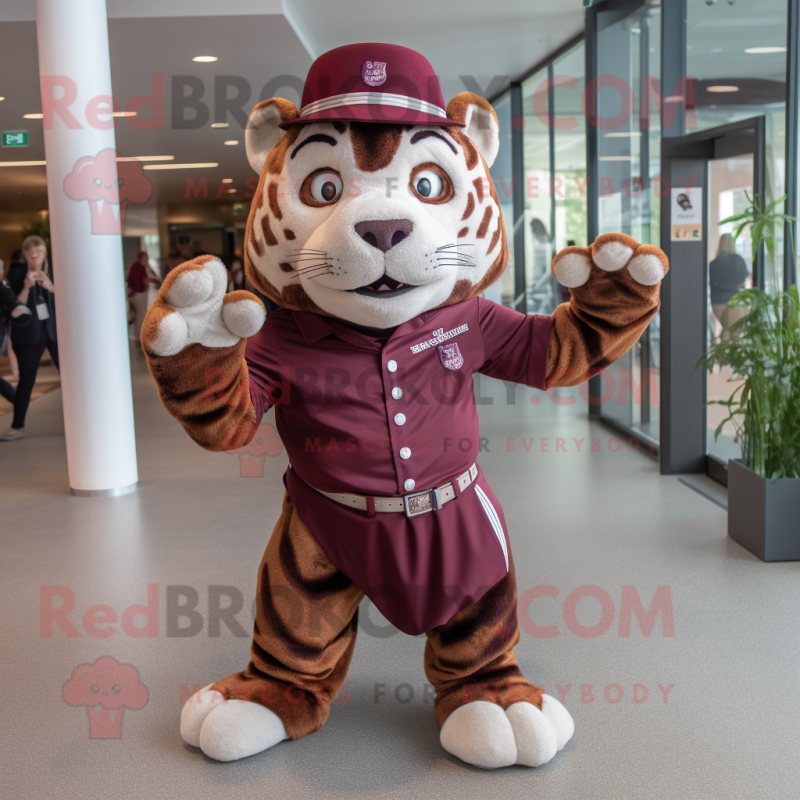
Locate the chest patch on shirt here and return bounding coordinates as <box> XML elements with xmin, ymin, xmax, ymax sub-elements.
<box><xmin>409</xmin><ymin>324</ymin><xmax>469</xmax><ymax>354</ymax></box>
<box><xmin>437</xmin><ymin>342</ymin><xmax>464</xmax><ymax>370</ymax></box>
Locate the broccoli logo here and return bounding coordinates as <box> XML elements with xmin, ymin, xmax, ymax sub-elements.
<box><xmin>62</xmin><ymin>656</ymin><xmax>148</xmax><ymax>739</ymax></box>
<box><xmin>227</xmin><ymin>422</ymin><xmax>283</xmax><ymax>476</ymax></box>
<box><xmin>63</xmin><ymin>149</ymin><xmax>152</xmax><ymax>235</ymax></box>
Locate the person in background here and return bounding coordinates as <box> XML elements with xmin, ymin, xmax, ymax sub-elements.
<box><xmin>0</xmin><ymin>235</ymin><xmax>58</xmax><ymax>441</ymax></box>
<box><xmin>127</xmin><ymin>250</ymin><xmax>150</xmax><ymax>348</ymax></box>
<box><xmin>3</xmin><ymin>249</ymin><xmax>24</xmax><ymax>384</ymax></box>
<box><xmin>710</xmin><ymin>233</ymin><xmax>750</xmax><ymax>335</ymax></box>
<box><xmin>229</xmin><ymin>249</ymin><xmax>245</xmax><ymax>292</ymax></box>
<box><xmin>0</xmin><ymin>275</ymin><xmax>32</xmax><ymax>405</ymax></box>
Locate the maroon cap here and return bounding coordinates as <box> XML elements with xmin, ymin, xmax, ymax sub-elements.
<box><xmin>280</xmin><ymin>42</ymin><xmax>463</xmax><ymax>129</ymax></box>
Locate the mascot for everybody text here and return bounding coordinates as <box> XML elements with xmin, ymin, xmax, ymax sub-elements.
<box><xmin>143</xmin><ymin>43</ymin><xmax>668</xmax><ymax>770</ymax></box>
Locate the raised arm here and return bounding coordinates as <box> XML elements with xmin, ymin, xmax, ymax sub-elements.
<box><xmin>546</xmin><ymin>232</ymin><xmax>668</xmax><ymax>387</ymax></box>
<box><xmin>141</xmin><ymin>256</ymin><xmax>266</xmax><ymax>451</ymax></box>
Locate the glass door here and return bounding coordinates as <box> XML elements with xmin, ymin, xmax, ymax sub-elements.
<box><xmin>706</xmin><ymin>155</ymin><xmax>754</xmax><ymax>464</ymax></box>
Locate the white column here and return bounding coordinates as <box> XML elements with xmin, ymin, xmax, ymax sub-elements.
<box><xmin>35</xmin><ymin>0</ymin><xmax>138</xmax><ymax>495</ymax></box>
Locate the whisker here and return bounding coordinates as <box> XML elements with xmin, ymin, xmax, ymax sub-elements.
<box><xmin>286</xmin><ymin>257</ymin><xmax>334</xmax><ymax>264</ymax></box>
<box><xmin>296</xmin><ymin>261</ymin><xmax>333</xmax><ymax>275</ymax></box>
<box><xmin>294</xmin><ymin>264</ymin><xmax>333</xmax><ymax>275</ymax></box>
<box><xmin>308</xmin><ymin>271</ymin><xmax>334</xmax><ymax>280</ymax></box>
<box><xmin>291</xmin><ymin>267</ymin><xmax>333</xmax><ymax>280</ymax></box>
<box><xmin>436</xmin><ymin>243</ymin><xmax>475</xmax><ymax>251</ymax></box>
<box><xmin>436</xmin><ymin>261</ymin><xmax>476</xmax><ymax>267</ymax></box>
<box><xmin>436</xmin><ymin>256</ymin><xmax>476</xmax><ymax>263</ymax></box>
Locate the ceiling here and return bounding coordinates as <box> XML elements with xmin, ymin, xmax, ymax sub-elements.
<box><xmin>0</xmin><ymin>0</ymin><xmax>586</xmax><ymax>214</ymax></box>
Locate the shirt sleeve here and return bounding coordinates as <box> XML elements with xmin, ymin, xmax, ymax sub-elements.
<box><xmin>245</xmin><ymin>314</ymin><xmax>284</xmax><ymax>420</ymax></box>
<box><xmin>477</xmin><ymin>297</ymin><xmax>553</xmax><ymax>390</ymax></box>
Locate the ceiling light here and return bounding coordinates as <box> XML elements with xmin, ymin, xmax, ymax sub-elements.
<box><xmin>224</xmin><ymin>140</ymin><xmax>239</xmax><ymax>146</ymax></box>
<box><xmin>143</xmin><ymin>162</ymin><xmax>219</xmax><ymax>170</ymax></box>
<box><xmin>23</xmin><ymin>113</ymin><xmax>43</xmax><ymax>119</ymax></box>
<box><xmin>0</xmin><ymin>97</ymin><xmax>5</xmax><ymax>101</ymax></box>
<box><xmin>605</xmin><ymin>131</ymin><xmax>642</xmax><ymax>138</ymax></box>
<box><xmin>211</xmin><ymin>122</ymin><xmax>229</xmax><ymax>128</ymax></box>
<box><xmin>116</xmin><ymin>155</ymin><xmax>175</xmax><ymax>162</ymax></box>
<box><xmin>599</xmin><ymin>156</ymin><xmax>633</xmax><ymax>161</ymax></box>
<box><xmin>193</xmin><ymin>55</ymin><xmax>218</xmax><ymax>62</ymax></box>
<box><xmin>228</xmin><ymin>189</ymin><xmax>236</xmax><ymax>194</ymax></box>
<box><xmin>112</xmin><ymin>111</ymin><xmax>137</xmax><ymax>118</ymax></box>
<box><xmin>745</xmin><ymin>46</ymin><xmax>786</xmax><ymax>54</ymax></box>
<box><xmin>0</xmin><ymin>160</ymin><xmax>46</xmax><ymax>167</ymax></box>
<box><xmin>222</xmin><ymin>178</ymin><xmax>233</xmax><ymax>183</ymax></box>
<box><xmin>707</xmin><ymin>85</ymin><xmax>739</xmax><ymax>93</ymax></box>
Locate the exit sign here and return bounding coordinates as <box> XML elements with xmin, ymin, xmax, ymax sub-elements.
<box><xmin>2</xmin><ymin>131</ymin><xmax>29</xmax><ymax>147</ymax></box>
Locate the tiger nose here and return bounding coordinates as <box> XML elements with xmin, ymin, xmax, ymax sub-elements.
<box><xmin>355</xmin><ymin>219</ymin><xmax>414</xmax><ymax>252</ymax></box>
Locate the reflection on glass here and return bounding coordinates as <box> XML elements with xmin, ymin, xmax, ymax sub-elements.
<box><xmin>593</xmin><ymin>1</ymin><xmax>661</xmax><ymax>445</ymax></box>
<box><xmin>521</xmin><ymin>68</ymin><xmax>556</xmax><ymax>315</ymax></box>
<box><xmin>687</xmin><ymin>0</ymin><xmax>787</xmax><ymax>294</ymax></box>
<box><xmin>487</xmin><ymin>92</ymin><xmax>516</xmax><ymax>307</ymax></box>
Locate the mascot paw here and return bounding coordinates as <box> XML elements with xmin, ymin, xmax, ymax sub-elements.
<box><xmin>193</xmin><ymin>698</ymin><xmax>287</xmax><ymax>762</ymax></box>
<box><xmin>551</xmin><ymin>232</ymin><xmax>668</xmax><ymax>289</ymax></box>
<box><xmin>440</xmin><ymin>695</ymin><xmax>574</xmax><ymax>770</ymax></box>
<box><xmin>142</xmin><ymin>256</ymin><xmax>265</xmax><ymax>357</ymax></box>
<box><xmin>440</xmin><ymin>701</ymin><xmax>517</xmax><ymax>769</ymax></box>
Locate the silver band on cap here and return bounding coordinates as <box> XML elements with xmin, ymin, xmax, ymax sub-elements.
<box><xmin>299</xmin><ymin>91</ymin><xmax>447</xmax><ymax>119</ymax></box>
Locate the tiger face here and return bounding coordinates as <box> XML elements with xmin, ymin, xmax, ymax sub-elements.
<box><xmin>243</xmin><ymin>93</ymin><xmax>506</xmax><ymax>329</ymax></box>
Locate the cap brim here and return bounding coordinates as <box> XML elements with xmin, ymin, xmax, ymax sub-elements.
<box><xmin>279</xmin><ymin>104</ymin><xmax>464</xmax><ymax>129</ymax></box>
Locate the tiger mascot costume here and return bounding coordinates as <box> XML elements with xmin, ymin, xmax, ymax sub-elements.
<box><xmin>143</xmin><ymin>43</ymin><xmax>668</xmax><ymax>770</ymax></box>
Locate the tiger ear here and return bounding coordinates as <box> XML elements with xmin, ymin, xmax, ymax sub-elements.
<box><xmin>245</xmin><ymin>98</ymin><xmax>300</xmax><ymax>173</ymax></box>
<box><xmin>446</xmin><ymin>92</ymin><xmax>500</xmax><ymax>168</ymax></box>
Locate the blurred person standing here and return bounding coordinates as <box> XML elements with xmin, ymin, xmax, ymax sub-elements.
<box><xmin>710</xmin><ymin>233</ymin><xmax>750</xmax><ymax>335</ymax></box>
<box><xmin>3</xmin><ymin>249</ymin><xmax>24</xmax><ymax>383</ymax></box>
<box><xmin>127</xmin><ymin>250</ymin><xmax>150</xmax><ymax>348</ymax></box>
<box><xmin>0</xmin><ymin>235</ymin><xmax>59</xmax><ymax>441</ymax></box>
<box><xmin>0</xmin><ymin>277</ymin><xmax>32</xmax><ymax>404</ymax></box>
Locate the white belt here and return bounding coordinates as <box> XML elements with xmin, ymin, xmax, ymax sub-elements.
<box><xmin>311</xmin><ymin>463</ymin><xmax>479</xmax><ymax>518</ymax></box>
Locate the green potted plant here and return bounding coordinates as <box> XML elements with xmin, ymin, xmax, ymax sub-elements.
<box><xmin>701</xmin><ymin>193</ymin><xmax>800</xmax><ymax>561</ymax></box>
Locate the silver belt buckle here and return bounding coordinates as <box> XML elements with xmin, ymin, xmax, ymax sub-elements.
<box><xmin>404</xmin><ymin>486</ymin><xmax>444</xmax><ymax>518</ymax></box>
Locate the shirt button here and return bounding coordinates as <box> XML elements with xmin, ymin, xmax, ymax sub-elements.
<box><xmin>391</xmin><ymin>387</ymin><xmax>403</xmax><ymax>400</ymax></box>
<box><xmin>387</xmin><ymin>360</ymin><xmax>398</xmax><ymax>372</ymax></box>
<box><xmin>404</xmin><ymin>479</ymin><xmax>416</xmax><ymax>492</ymax></box>
<box><xmin>399</xmin><ymin>447</ymin><xmax>411</xmax><ymax>460</ymax></box>
<box><xmin>394</xmin><ymin>413</ymin><xmax>406</xmax><ymax>426</ymax></box>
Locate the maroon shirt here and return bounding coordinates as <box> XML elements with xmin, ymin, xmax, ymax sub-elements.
<box><xmin>245</xmin><ymin>297</ymin><xmax>552</xmax><ymax>634</ymax></box>
<box><xmin>127</xmin><ymin>261</ymin><xmax>147</xmax><ymax>294</ymax></box>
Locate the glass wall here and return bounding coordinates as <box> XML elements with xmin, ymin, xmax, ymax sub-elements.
<box><xmin>687</xmin><ymin>0</ymin><xmax>788</xmax><ymax>296</ymax></box>
<box><xmin>487</xmin><ymin>0</ymin><xmax>796</xmax><ymax>467</ymax></box>
<box><xmin>487</xmin><ymin>92</ymin><xmax>516</xmax><ymax>307</ymax></box>
<box><xmin>593</xmin><ymin>0</ymin><xmax>662</xmax><ymax>447</ymax></box>
<box><xmin>521</xmin><ymin>68</ymin><xmax>556</xmax><ymax>315</ymax></box>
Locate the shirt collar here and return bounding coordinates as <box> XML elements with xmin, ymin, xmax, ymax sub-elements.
<box><xmin>291</xmin><ymin>305</ymin><xmax>452</xmax><ymax>348</ymax></box>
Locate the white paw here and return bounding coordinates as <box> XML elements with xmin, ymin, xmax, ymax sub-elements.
<box><xmin>180</xmin><ymin>684</ymin><xmax>225</xmax><ymax>747</ymax></box>
<box><xmin>541</xmin><ymin>693</ymin><xmax>574</xmax><ymax>750</ymax></box>
<box><xmin>147</xmin><ymin>258</ymin><xmax>265</xmax><ymax>356</ymax></box>
<box><xmin>505</xmin><ymin>702</ymin><xmax>557</xmax><ymax>767</ymax></box>
<box><xmin>593</xmin><ymin>239</ymin><xmax>634</xmax><ymax>272</ymax></box>
<box><xmin>222</xmin><ymin>297</ymin><xmax>267</xmax><ymax>339</ymax></box>
<box><xmin>628</xmin><ymin>253</ymin><xmax>666</xmax><ymax>285</ymax></box>
<box><xmin>440</xmin><ymin>701</ymin><xmax>517</xmax><ymax>769</ymax></box>
<box><xmin>198</xmin><ymin>699</ymin><xmax>287</xmax><ymax>762</ymax></box>
<box><xmin>552</xmin><ymin>252</ymin><xmax>591</xmax><ymax>288</ymax></box>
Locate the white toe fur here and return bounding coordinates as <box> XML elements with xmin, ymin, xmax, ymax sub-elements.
<box><xmin>594</xmin><ymin>240</ymin><xmax>634</xmax><ymax>271</ymax></box>
<box><xmin>149</xmin><ymin>308</ymin><xmax>188</xmax><ymax>357</ymax></box>
<box><xmin>222</xmin><ymin>298</ymin><xmax>266</xmax><ymax>339</ymax></box>
<box><xmin>180</xmin><ymin>685</ymin><xmax>225</xmax><ymax>747</ymax></box>
<box><xmin>198</xmin><ymin>699</ymin><xmax>288</xmax><ymax>762</ymax></box>
<box><xmin>540</xmin><ymin>693</ymin><xmax>575</xmax><ymax>750</ymax></box>
<box><xmin>627</xmin><ymin>253</ymin><xmax>665</xmax><ymax>285</ymax></box>
<box><xmin>505</xmin><ymin>702</ymin><xmax>558</xmax><ymax>767</ymax></box>
<box><xmin>552</xmin><ymin>252</ymin><xmax>591</xmax><ymax>288</ymax></box>
<box><xmin>440</xmin><ymin>701</ymin><xmax>517</xmax><ymax>769</ymax></box>
<box><xmin>166</xmin><ymin>266</ymin><xmax>215</xmax><ymax>309</ymax></box>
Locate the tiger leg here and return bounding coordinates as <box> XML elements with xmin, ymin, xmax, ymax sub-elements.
<box><xmin>181</xmin><ymin>490</ymin><xmax>364</xmax><ymax>761</ymax></box>
<box><xmin>425</xmin><ymin>555</ymin><xmax>573</xmax><ymax>769</ymax></box>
